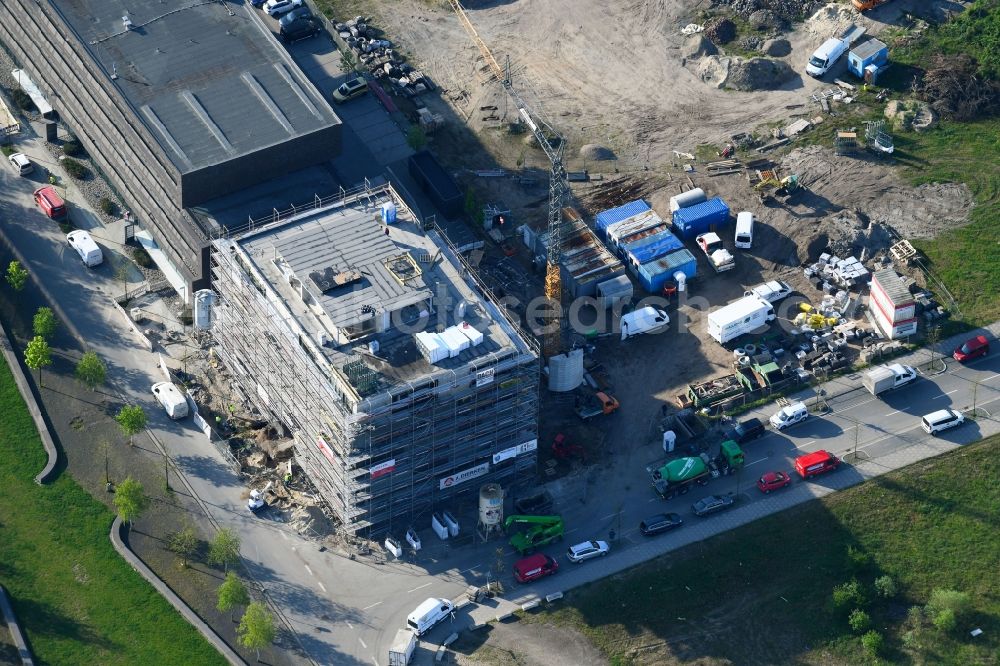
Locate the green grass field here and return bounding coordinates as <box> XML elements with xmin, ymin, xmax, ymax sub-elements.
<box><xmin>528</xmin><ymin>437</ymin><xmax>1000</xmax><ymax>665</ymax></box>
<box><xmin>0</xmin><ymin>356</ymin><xmax>225</xmax><ymax>665</ymax></box>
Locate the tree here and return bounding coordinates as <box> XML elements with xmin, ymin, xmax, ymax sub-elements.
<box><xmin>237</xmin><ymin>601</ymin><xmax>276</xmax><ymax>662</ymax></box>
<box><xmin>849</xmin><ymin>608</ymin><xmax>871</xmax><ymax>633</ymax></box>
<box><xmin>116</xmin><ymin>404</ymin><xmax>146</xmax><ymax>446</ymax></box>
<box><xmin>6</xmin><ymin>260</ymin><xmax>28</xmax><ymax>291</ymax></box>
<box><xmin>217</xmin><ymin>572</ymin><xmax>251</xmax><ymax>621</ymax></box>
<box><xmin>926</xmin><ymin>325</ymin><xmax>943</xmax><ymax>371</ymax></box>
<box><xmin>168</xmin><ymin>523</ymin><xmax>198</xmax><ymax>568</ymax></box>
<box><xmin>208</xmin><ymin>528</ymin><xmax>241</xmax><ymax>571</ymax></box>
<box><xmin>33</xmin><ymin>307</ymin><xmax>58</xmax><ymax>340</ymax></box>
<box><xmin>406</xmin><ymin>125</ymin><xmax>427</xmax><ymax>151</ymax></box>
<box><xmin>113</xmin><ymin>477</ymin><xmax>149</xmax><ymax>527</ymax></box>
<box><xmin>75</xmin><ymin>351</ymin><xmax>107</xmax><ymax>390</ymax></box>
<box><xmin>861</xmin><ymin>630</ymin><xmax>883</xmax><ymax>657</ymax></box>
<box><xmin>926</xmin><ymin>588</ymin><xmax>971</xmax><ymax>630</ymax></box>
<box><xmin>24</xmin><ymin>336</ymin><xmax>52</xmax><ymax>386</ymax></box>
<box><xmin>874</xmin><ymin>575</ymin><xmax>898</xmax><ymax>599</ymax></box>
<box><xmin>832</xmin><ymin>580</ymin><xmax>866</xmax><ymax>610</ymax></box>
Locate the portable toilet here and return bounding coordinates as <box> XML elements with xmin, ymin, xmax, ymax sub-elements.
<box><xmin>848</xmin><ymin>39</ymin><xmax>888</xmax><ymax>81</ymax></box>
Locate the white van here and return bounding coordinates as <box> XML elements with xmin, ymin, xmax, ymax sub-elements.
<box><xmin>620</xmin><ymin>306</ymin><xmax>670</xmax><ymax>341</ymax></box>
<box><xmin>66</xmin><ymin>230</ymin><xmax>104</xmax><ymax>267</ymax></box>
<box><xmin>152</xmin><ymin>382</ymin><xmax>190</xmax><ymax>420</ymax></box>
<box><xmin>921</xmin><ymin>409</ymin><xmax>965</xmax><ymax>435</ymax></box>
<box><xmin>769</xmin><ymin>402</ymin><xmax>808</xmax><ymax>430</ymax></box>
<box><xmin>406</xmin><ymin>598</ymin><xmax>453</xmax><ymax>637</ymax></box>
<box><xmin>734</xmin><ymin>212</ymin><xmax>754</xmax><ymax>249</ymax></box>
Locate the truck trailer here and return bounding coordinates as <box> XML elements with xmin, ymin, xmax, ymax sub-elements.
<box><xmin>388</xmin><ymin>629</ymin><xmax>417</xmax><ymax>666</ymax></box>
<box><xmin>707</xmin><ymin>295</ymin><xmax>776</xmax><ymax>345</ymax></box>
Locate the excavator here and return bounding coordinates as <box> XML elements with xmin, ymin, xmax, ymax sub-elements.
<box><xmin>504</xmin><ymin>514</ymin><xmax>565</xmax><ymax>554</ymax></box>
<box><xmin>753</xmin><ymin>171</ymin><xmax>800</xmax><ymax>204</ymax></box>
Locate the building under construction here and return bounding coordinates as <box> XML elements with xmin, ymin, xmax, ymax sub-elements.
<box><xmin>210</xmin><ymin>183</ymin><xmax>539</xmax><ymax>537</ymax></box>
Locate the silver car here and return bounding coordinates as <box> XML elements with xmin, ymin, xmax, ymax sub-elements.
<box><xmin>566</xmin><ymin>540</ymin><xmax>610</xmax><ymax>563</ymax></box>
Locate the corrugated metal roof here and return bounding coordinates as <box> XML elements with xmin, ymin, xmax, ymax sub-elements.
<box><xmin>595</xmin><ymin>200</ymin><xmax>651</xmax><ymax>233</ymax></box>
<box><xmin>872</xmin><ymin>268</ymin><xmax>912</xmax><ymax>306</ymax></box>
<box><xmin>851</xmin><ymin>39</ymin><xmax>887</xmax><ymax>61</ymax></box>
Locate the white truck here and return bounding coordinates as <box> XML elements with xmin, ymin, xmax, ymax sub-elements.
<box><xmin>863</xmin><ymin>364</ymin><xmax>917</xmax><ymax>396</ymax></box>
<box><xmin>388</xmin><ymin>629</ymin><xmax>417</xmax><ymax>666</ymax></box>
<box><xmin>744</xmin><ymin>280</ymin><xmax>792</xmax><ymax>304</ymax></box>
<box><xmin>707</xmin><ymin>295</ymin><xmax>775</xmax><ymax>345</ymax></box>
<box><xmin>620</xmin><ymin>306</ymin><xmax>670</xmax><ymax>340</ymax></box>
<box><xmin>696</xmin><ymin>232</ymin><xmax>735</xmax><ymax>272</ymax></box>
<box><xmin>806</xmin><ymin>24</ymin><xmax>866</xmax><ymax>77</ymax></box>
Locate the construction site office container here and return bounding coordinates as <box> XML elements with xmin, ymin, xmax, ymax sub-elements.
<box><xmin>672</xmin><ymin>197</ymin><xmax>730</xmax><ymax>240</ymax></box>
<box><xmin>848</xmin><ymin>39</ymin><xmax>888</xmax><ymax>79</ymax></box>
<box><xmin>623</xmin><ymin>230</ymin><xmax>684</xmax><ymax>267</ymax></box>
<box><xmin>597</xmin><ymin>275</ymin><xmax>633</xmax><ymax>309</ymax></box>
<box><xmin>605</xmin><ymin>209</ymin><xmax>664</xmax><ymax>252</ymax></box>
<box><xmin>594</xmin><ymin>199</ymin><xmax>651</xmax><ymax>236</ymax></box>
<box><xmin>614</xmin><ymin>222</ymin><xmax>669</xmax><ymax>254</ymax></box>
<box><xmin>637</xmin><ymin>249</ymin><xmax>697</xmax><ymax>293</ymax></box>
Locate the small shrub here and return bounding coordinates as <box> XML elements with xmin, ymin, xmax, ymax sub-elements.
<box><xmin>932</xmin><ymin>607</ymin><xmax>957</xmax><ymax>632</ymax></box>
<box><xmin>874</xmin><ymin>575</ymin><xmax>897</xmax><ymax>598</ymax></box>
<box><xmin>62</xmin><ymin>139</ymin><xmax>84</xmax><ymax>157</ymax></box>
<box><xmin>861</xmin><ymin>630</ymin><xmax>884</xmax><ymax>657</ymax></box>
<box><xmin>61</xmin><ymin>157</ymin><xmax>89</xmax><ymax>180</ymax></box>
<box><xmin>98</xmin><ymin>197</ymin><xmax>118</xmax><ymax>216</ymax></box>
<box><xmin>849</xmin><ymin>608</ymin><xmax>871</xmax><ymax>633</ymax></box>
<box><xmin>12</xmin><ymin>89</ymin><xmax>33</xmax><ymax>111</ymax></box>
<box><xmin>132</xmin><ymin>246</ymin><xmax>154</xmax><ymax>268</ymax></box>
<box><xmin>0</xmin><ymin>144</ymin><xmax>14</xmax><ymax>156</ymax></box>
<box><xmin>846</xmin><ymin>545</ymin><xmax>872</xmax><ymax>573</ymax></box>
<box><xmin>832</xmin><ymin>580</ymin><xmax>866</xmax><ymax>610</ymax></box>
<box><xmin>926</xmin><ymin>588</ymin><xmax>972</xmax><ymax>620</ymax></box>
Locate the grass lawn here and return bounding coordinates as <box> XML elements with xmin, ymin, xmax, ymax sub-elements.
<box><xmin>0</xmin><ymin>356</ymin><xmax>225</xmax><ymax>665</ymax></box>
<box><xmin>527</xmin><ymin>437</ymin><xmax>1000</xmax><ymax>665</ymax></box>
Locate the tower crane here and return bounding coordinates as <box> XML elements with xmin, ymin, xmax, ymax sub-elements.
<box><xmin>447</xmin><ymin>0</ymin><xmax>567</xmax><ymax>360</ymax></box>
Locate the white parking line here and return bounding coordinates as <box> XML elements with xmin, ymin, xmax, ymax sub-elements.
<box><xmin>317</xmin><ymin>581</ymin><xmax>327</xmax><ymax>593</ymax></box>
<box><xmin>346</xmin><ymin>621</ymin><xmax>353</xmax><ymax>630</ymax></box>
<box><xmin>985</xmin><ymin>373</ymin><xmax>1000</xmax><ymax>382</ymax></box>
<box><xmin>458</xmin><ymin>565</ymin><xmax>479</xmax><ymax>574</ymax></box>
<box><xmin>600</xmin><ymin>513</ymin><xmax>617</xmax><ymax>520</ymax></box>
<box><xmin>304</xmin><ymin>565</ymin><xmax>314</xmax><ymax>577</ymax></box>
<box><xmin>746</xmin><ymin>457</ymin><xmax>769</xmax><ymax>467</ymax></box>
<box><xmin>362</xmin><ymin>601</ymin><xmax>382</xmax><ymax>611</ymax></box>
<box><xmin>884</xmin><ymin>409</ymin><xmax>903</xmax><ymax>416</ymax></box>
<box><xmin>358</xmin><ymin>636</ymin><xmax>367</xmax><ymax>649</ymax></box>
<box><xmin>407</xmin><ymin>582</ymin><xmax>432</xmax><ymax>593</ymax></box>
<box><xmin>372</xmin><ymin>658</ymin><xmax>380</xmax><ymax>666</ymax></box>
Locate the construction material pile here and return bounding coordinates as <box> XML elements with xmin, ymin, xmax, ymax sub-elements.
<box><xmin>715</xmin><ymin>0</ymin><xmax>827</xmax><ymax>21</ymax></box>
<box><xmin>335</xmin><ymin>16</ymin><xmax>432</xmax><ymax>97</ymax></box>
<box><xmin>803</xmin><ymin>252</ymin><xmax>870</xmax><ymax>291</ymax></box>
<box><xmin>727</xmin><ymin>58</ymin><xmax>795</xmax><ymax>91</ymax></box>
<box><xmin>739</xmin><ymin>35</ymin><xmax>764</xmax><ymax>51</ymax></box>
<box><xmin>705</xmin><ymin>17</ymin><xmax>737</xmax><ymax>44</ymax></box>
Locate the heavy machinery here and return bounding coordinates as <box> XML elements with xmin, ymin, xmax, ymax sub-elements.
<box><xmin>651</xmin><ymin>443</ymin><xmax>745</xmax><ymax>499</ymax></box>
<box><xmin>504</xmin><ymin>514</ymin><xmax>565</xmax><ymax>554</ymax></box>
<box><xmin>448</xmin><ymin>0</ymin><xmax>568</xmax><ymax>360</ymax></box>
<box><xmin>552</xmin><ymin>433</ymin><xmax>587</xmax><ymax>463</ymax></box>
<box><xmin>753</xmin><ymin>172</ymin><xmax>800</xmax><ymax>204</ymax></box>
<box><xmin>574</xmin><ymin>391</ymin><xmax>619</xmax><ymax>421</ymax></box>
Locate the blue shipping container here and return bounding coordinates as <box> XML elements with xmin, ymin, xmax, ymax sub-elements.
<box><xmin>595</xmin><ymin>199</ymin><xmax>651</xmax><ymax>236</ymax></box>
<box><xmin>672</xmin><ymin>197</ymin><xmax>730</xmax><ymax>239</ymax></box>
<box><xmin>638</xmin><ymin>249</ymin><xmax>697</xmax><ymax>293</ymax></box>
<box><xmin>623</xmin><ymin>231</ymin><xmax>683</xmax><ymax>266</ymax></box>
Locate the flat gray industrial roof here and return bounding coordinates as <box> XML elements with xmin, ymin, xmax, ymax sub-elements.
<box><xmin>51</xmin><ymin>0</ymin><xmax>339</xmax><ymax>172</ymax></box>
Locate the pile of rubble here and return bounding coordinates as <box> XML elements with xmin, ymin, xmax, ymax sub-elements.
<box><xmin>715</xmin><ymin>0</ymin><xmax>827</xmax><ymax>21</ymax></box>
<box><xmin>726</xmin><ymin>57</ymin><xmax>795</xmax><ymax>91</ymax></box>
<box><xmin>803</xmin><ymin>251</ymin><xmax>871</xmax><ymax>292</ymax></box>
<box><xmin>705</xmin><ymin>17</ymin><xmax>737</xmax><ymax>45</ymax></box>
<box><xmin>335</xmin><ymin>16</ymin><xmax>433</xmax><ymax>98</ymax></box>
<box><xmin>739</xmin><ymin>35</ymin><xmax>764</xmax><ymax>51</ymax></box>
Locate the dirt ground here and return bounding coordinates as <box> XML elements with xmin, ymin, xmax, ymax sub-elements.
<box><xmin>451</xmin><ymin>619</ymin><xmax>608</xmax><ymax>666</ymax></box>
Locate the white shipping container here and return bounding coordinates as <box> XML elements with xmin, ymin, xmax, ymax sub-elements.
<box><xmin>707</xmin><ymin>295</ymin><xmax>776</xmax><ymax>344</ymax></box>
<box><xmin>415</xmin><ymin>332</ymin><xmax>448</xmax><ymax>363</ymax></box>
<box><xmin>457</xmin><ymin>321</ymin><xmax>484</xmax><ymax>346</ymax></box>
<box><xmin>439</xmin><ymin>326</ymin><xmax>471</xmax><ymax>357</ymax></box>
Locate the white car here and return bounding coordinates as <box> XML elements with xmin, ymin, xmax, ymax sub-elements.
<box><xmin>744</xmin><ymin>280</ymin><xmax>792</xmax><ymax>304</ymax></box>
<box><xmin>8</xmin><ymin>152</ymin><xmax>33</xmax><ymax>176</ymax></box>
<box><xmin>769</xmin><ymin>402</ymin><xmax>808</xmax><ymax>430</ymax></box>
<box><xmin>921</xmin><ymin>409</ymin><xmax>965</xmax><ymax>435</ymax></box>
<box><xmin>566</xmin><ymin>540</ymin><xmax>610</xmax><ymax>563</ymax></box>
<box><xmin>263</xmin><ymin>0</ymin><xmax>303</xmax><ymax>17</ymax></box>
<box><xmin>66</xmin><ymin>230</ymin><xmax>104</xmax><ymax>267</ymax></box>
<box><xmin>248</xmin><ymin>489</ymin><xmax>267</xmax><ymax>514</ymax></box>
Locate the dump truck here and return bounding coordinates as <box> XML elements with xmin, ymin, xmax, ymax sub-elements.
<box><xmin>863</xmin><ymin>364</ymin><xmax>917</xmax><ymax>396</ymax></box>
<box><xmin>505</xmin><ymin>515</ymin><xmax>565</xmax><ymax>554</ymax></box>
<box><xmin>574</xmin><ymin>391</ymin><xmax>619</xmax><ymax>421</ymax></box>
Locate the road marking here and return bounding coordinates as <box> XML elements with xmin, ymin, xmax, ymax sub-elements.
<box><xmin>931</xmin><ymin>389</ymin><xmax>959</xmax><ymax>399</ymax></box>
<box><xmin>746</xmin><ymin>457</ymin><xmax>768</xmax><ymax>467</ymax></box>
<box><xmin>459</xmin><ymin>565</ymin><xmax>479</xmax><ymax>574</ymax></box>
<box><xmin>372</xmin><ymin>659</ymin><xmax>379</xmax><ymax>666</ymax></box>
<box><xmin>884</xmin><ymin>409</ymin><xmax>903</xmax><ymax>416</ymax></box>
<box><xmin>600</xmin><ymin>513</ymin><xmax>617</xmax><ymax>520</ymax></box>
<box><xmin>346</xmin><ymin>621</ymin><xmax>353</xmax><ymax>629</ymax></box>
<box><xmin>565</xmin><ymin>527</ymin><xmax>580</xmax><ymax>535</ymax></box>
<box><xmin>317</xmin><ymin>581</ymin><xmax>327</xmax><ymax>593</ymax></box>
<box><xmin>647</xmin><ymin>497</ymin><xmax>659</xmax><ymax>503</ymax></box>
<box><xmin>945</xmin><ymin>389</ymin><xmax>959</xmax><ymax>394</ymax></box>
<box><xmin>358</xmin><ymin>636</ymin><xmax>367</xmax><ymax>649</ymax></box>
<box><xmin>362</xmin><ymin>601</ymin><xmax>382</xmax><ymax>611</ymax></box>
<box><xmin>801</xmin><ymin>440</ymin><xmax>816</xmax><ymax>447</ymax></box>
<box><xmin>304</xmin><ymin>564</ymin><xmax>314</xmax><ymax>576</ymax></box>
<box><xmin>407</xmin><ymin>582</ymin><xmax>432</xmax><ymax>593</ymax></box>
<box><xmin>280</xmin><ymin>531</ymin><xmax>289</xmax><ymax>541</ymax></box>
<box><xmin>985</xmin><ymin>373</ymin><xmax>1000</xmax><ymax>382</ymax></box>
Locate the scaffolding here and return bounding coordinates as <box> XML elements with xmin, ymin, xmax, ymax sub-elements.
<box><xmin>210</xmin><ymin>184</ymin><xmax>540</xmax><ymax>538</ymax></box>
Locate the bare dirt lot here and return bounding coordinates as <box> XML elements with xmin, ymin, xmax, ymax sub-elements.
<box><xmin>452</xmin><ymin>618</ymin><xmax>608</xmax><ymax>666</ymax></box>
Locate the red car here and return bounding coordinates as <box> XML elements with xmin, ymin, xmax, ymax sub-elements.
<box><xmin>953</xmin><ymin>335</ymin><xmax>989</xmax><ymax>362</ymax></box>
<box><xmin>756</xmin><ymin>471</ymin><xmax>792</xmax><ymax>494</ymax></box>
<box><xmin>512</xmin><ymin>553</ymin><xmax>559</xmax><ymax>584</ymax></box>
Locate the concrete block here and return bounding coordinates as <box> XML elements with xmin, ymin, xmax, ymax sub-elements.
<box><xmin>495</xmin><ymin>612</ymin><xmax>513</xmax><ymax>622</ymax></box>
<box><xmin>435</xmin><ymin>646</ymin><xmax>446</xmax><ymax>662</ymax></box>
<box><xmin>545</xmin><ymin>592</ymin><xmax>564</xmax><ymax>602</ymax></box>
<box><xmin>520</xmin><ymin>600</ymin><xmax>540</xmax><ymax>612</ymax></box>
<box><xmin>443</xmin><ymin>632</ymin><xmax>459</xmax><ymax>646</ymax></box>
<box><xmin>453</xmin><ymin>598</ymin><xmax>470</xmax><ymax>610</ymax></box>
<box><xmin>469</xmin><ymin>622</ymin><xmax>488</xmax><ymax>631</ymax></box>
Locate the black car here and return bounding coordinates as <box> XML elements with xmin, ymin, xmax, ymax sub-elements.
<box><xmin>280</xmin><ymin>16</ymin><xmax>321</xmax><ymax>44</ymax></box>
<box><xmin>639</xmin><ymin>513</ymin><xmax>683</xmax><ymax>536</ymax></box>
<box><xmin>279</xmin><ymin>5</ymin><xmax>312</xmax><ymax>28</ymax></box>
<box><xmin>724</xmin><ymin>417</ymin><xmax>765</xmax><ymax>444</ymax></box>
<box><xmin>692</xmin><ymin>495</ymin><xmax>736</xmax><ymax>517</ymax></box>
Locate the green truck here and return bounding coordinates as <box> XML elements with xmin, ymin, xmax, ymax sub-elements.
<box><xmin>652</xmin><ymin>442</ymin><xmax>745</xmax><ymax>499</ymax></box>
<box><xmin>504</xmin><ymin>515</ymin><xmax>564</xmax><ymax>554</ymax></box>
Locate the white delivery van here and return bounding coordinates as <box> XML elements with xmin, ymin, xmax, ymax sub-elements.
<box><xmin>734</xmin><ymin>212</ymin><xmax>754</xmax><ymax>249</ymax></box>
<box><xmin>66</xmin><ymin>230</ymin><xmax>104</xmax><ymax>267</ymax></box>
<box><xmin>406</xmin><ymin>598</ymin><xmax>454</xmax><ymax>637</ymax></box>
<box><xmin>620</xmin><ymin>306</ymin><xmax>670</xmax><ymax>340</ymax></box>
<box><xmin>706</xmin><ymin>295</ymin><xmax>775</xmax><ymax>345</ymax></box>
<box><xmin>152</xmin><ymin>382</ymin><xmax>190</xmax><ymax>419</ymax></box>
<box><xmin>769</xmin><ymin>402</ymin><xmax>808</xmax><ymax>430</ymax></box>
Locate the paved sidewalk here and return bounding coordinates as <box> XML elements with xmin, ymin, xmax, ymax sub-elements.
<box><xmin>0</xmin><ymin>584</ymin><xmax>33</xmax><ymax>666</ymax></box>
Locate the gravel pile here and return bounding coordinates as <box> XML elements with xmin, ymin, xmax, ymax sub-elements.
<box><xmin>715</xmin><ymin>0</ymin><xmax>825</xmax><ymax>21</ymax></box>
<box><xmin>748</xmin><ymin>9</ymin><xmax>783</xmax><ymax>31</ymax></box>
<box><xmin>739</xmin><ymin>36</ymin><xmax>764</xmax><ymax>51</ymax></box>
<box><xmin>579</xmin><ymin>144</ymin><xmax>616</xmax><ymax>161</ymax></box>
<box><xmin>682</xmin><ymin>34</ymin><xmax>719</xmax><ymax>58</ymax></box>
<box><xmin>726</xmin><ymin>57</ymin><xmax>795</xmax><ymax>91</ymax></box>
<box><xmin>764</xmin><ymin>38</ymin><xmax>792</xmax><ymax>57</ymax></box>
<box><xmin>705</xmin><ymin>17</ymin><xmax>737</xmax><ymax>45</ymax></box>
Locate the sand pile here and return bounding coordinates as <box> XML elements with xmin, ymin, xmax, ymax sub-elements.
<box><xmin>727</xmin><ymin>58</ymin><xmax>795</xmax><ymax>91</ymax></box>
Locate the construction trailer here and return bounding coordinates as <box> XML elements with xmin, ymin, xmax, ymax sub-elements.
<box><xmin>210</xmin><ymin>183</ymin><xmax>540</xmax><ymax>537</ymax></box>
<box><xmin>534</xmin><ymin>207</ymin><xmax>626</xmax><ymax>297</ymax></box>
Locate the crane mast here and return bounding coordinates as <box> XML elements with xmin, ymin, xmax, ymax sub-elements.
<box><xmin>447</xmin><ymin>0</ymin><xmax>566</xmax><ymax>359</ymax></box>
